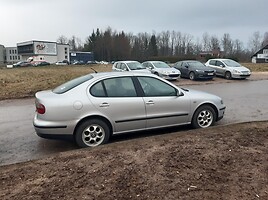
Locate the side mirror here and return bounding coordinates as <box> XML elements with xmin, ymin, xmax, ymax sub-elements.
<box><xmin>185</xmin><ymin>65</ymin><xmax>189</xmax><ymax>68</ymax></box>
<box><xmin>220</xmin><ymin>64</ymin><xmax>224</xmax><ymax>67</ymax></box>
<box><xmin>177</xmin><ymin>90</ymin><xmax>184</xmax><ymax>97</ymax></box>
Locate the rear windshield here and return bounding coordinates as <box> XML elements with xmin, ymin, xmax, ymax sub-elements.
<box><xmin>53</xmin><ymin>74</ymin><xmax>93</xmax><ymax>94</ymax></box>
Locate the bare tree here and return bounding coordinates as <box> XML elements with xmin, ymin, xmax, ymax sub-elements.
<box><xmin>248</xmin><ymin>31</ymin><xmax>262</xmax><ymax>53</ymax></box>
<box><xmin>202</xmin><ymin>32</ymin><xmax>210</xmax><ymax>51</ymax></box>
<box><xmin>57</xmin><ymin>35</ymin><xmax>68</xmax><ymax>44</ymax></box>
<box><xmin>221</xmin><ymin>33</ymin><xmax>233</xmax><ymax>56</ymax></box>
<box><xmin>209</xmin><ymin>35</ymin><xmax>220</xmax><ymax>51</ymax></box>
<box><xmin>262</xmin><ymin>32</ymin><xmax>268</xmax><ymax>46</ymax></box>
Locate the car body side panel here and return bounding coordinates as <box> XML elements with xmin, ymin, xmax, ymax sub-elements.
<box><xmin>89</xmin><ymin>96</ymin><xmax>146</xmax><ymax>133</ymax></box>
<box><xmin>143</xmin><ymin>95</ymin><xmax>191</xmax><ymax>128</ymax></box>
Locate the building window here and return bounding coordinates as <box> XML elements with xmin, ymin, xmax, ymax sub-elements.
<box><xmin>10</xmin><ymin>50</ymin><xmax>12</xmax><ymax>54</ymax></box>
<box><xmin>264</xmin><ymin>49</ymin><xmax>268</xmax><ymax>54</ymax></box>
<box><xmin>65</xmin><ymin>56</ymin><xmax>68</xmax><ymax>59</ymax></box>
<box><xmin>10</xmin><ymin>56</ymin><xmax>12</xmax><ymax>60</ymax></box>
<box><xmin>65</xmin><ymin>47</ymin><xmax>67</xmax><ymax>51</ymax></box>
<box><xmin>12</xmin><ymin>49</ymin><xmax>15</xmax><ymax>54</ymax></box>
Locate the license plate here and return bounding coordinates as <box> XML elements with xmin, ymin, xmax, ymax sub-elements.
<box><xmin>208</xmin><ymin>73</ymin><xmax>214</xmax><ymax>75</ymax></box>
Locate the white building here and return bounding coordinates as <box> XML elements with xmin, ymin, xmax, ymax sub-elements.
<box><xmin>5</xmin><ymin>47</ymin><xmax>21</xmax><ymax>63</ymax></box>
<box><xmin>17</xmin><ymin>40</ymin><xmax>70</xmax><ymax>63</ymax></box>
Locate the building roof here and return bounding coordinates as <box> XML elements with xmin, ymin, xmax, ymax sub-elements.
<box><xmin>251</xmin><ymin>44</ymin><xmax>268</xmax><ymax>57</ymax></box>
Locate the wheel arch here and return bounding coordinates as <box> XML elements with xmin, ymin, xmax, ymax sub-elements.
<box><xmin>192</xmin><ymin>103</ymin><xmax>219</xmax><ymax>122</ymax></box>
<box><xmin>73</xmin><ymin>115</ymin><xmax>113</xmax><ymax>137</ymax></box>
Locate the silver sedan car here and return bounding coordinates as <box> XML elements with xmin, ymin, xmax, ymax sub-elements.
<box><xmin>33</xmin><ymin>72</ymin><xmax>226</xmax><ymax>148</ymax></box>
<box><xmin>142</xmin><ymin>61</ymin><xmax>181</xmax><ymax>80</ymax></box>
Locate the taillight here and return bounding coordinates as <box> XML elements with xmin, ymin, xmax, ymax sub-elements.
<box><xmin>36</xmin><ymin>101</ymin><xmax>46</xmax><ymax>114</ymax></box>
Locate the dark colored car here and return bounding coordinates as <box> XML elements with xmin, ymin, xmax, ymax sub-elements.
<box><xmin>13</xmin><ymin>61</ymin><xmax>32</xmax><ymax>67</ymax></box>
<box><xmin>34</xmin><ymin>61</ymin><xmax>50</xmax><ymax>67</ymax></box>
<box><xmin>173</xmin><ymin>60</ymin><xmax>215</xmax><ymax>80</ymax></box>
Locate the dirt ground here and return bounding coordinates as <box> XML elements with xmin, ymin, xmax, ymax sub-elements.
<box><xmin>0</xmin><ymin>121</ymin><xmax>267</xmax><ymax>200</ymax></box>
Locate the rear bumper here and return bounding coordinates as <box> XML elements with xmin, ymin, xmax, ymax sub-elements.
<box><xmin>33</xmin><ymin>115</ymin><xmax>76</xmax><ymax>137</ymax></box>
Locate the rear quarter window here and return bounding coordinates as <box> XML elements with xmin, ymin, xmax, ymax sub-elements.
<box><xmin>209</xmin><ymin>60</ymin><xmax>216</xmax><ymax>65</ymax></box>
<box><xmin>53</xmin><ymin>74</ymin><xmax>93</xmax><ymax>94</ymax></box>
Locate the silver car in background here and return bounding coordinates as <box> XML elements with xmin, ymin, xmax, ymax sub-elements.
<box><xmin>112</xmin><ymin>60</ymin><xmax>151</xmax><ymax>73</ymax></box>
<box><xmin>205</xmin><ymin>59</ymin><xmax>251</xmax><ymax>79</ymax></box>
<box><xmin>33</xmin><ymin>72</ymin><xmax>226</xmax><ymax>148</ymax></box>
<box><xmin>142</xmin><ymin>61</ymin><xmax>181</xmax><ymax>80</ymax></box>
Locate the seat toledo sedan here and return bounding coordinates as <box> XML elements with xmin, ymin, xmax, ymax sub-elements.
<box><xmin>33</xmin><ymin>72</ymin><xmax>226</xmax><ymax>147</ymax></box>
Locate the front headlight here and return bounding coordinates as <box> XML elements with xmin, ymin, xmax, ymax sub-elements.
<box><xmin>195</xmin><ymin>69</ymin><xmax>204</xmax><ymax>72</ymax></box>
<box><xmin>162</xmin><ymin>71</ymin><xmax>169</xmax><ymax>75</ymax></box>
<box><xmin>233</xmin><ymin>69</ymin><xmax>241</xmax><ymax>74</ymax></box>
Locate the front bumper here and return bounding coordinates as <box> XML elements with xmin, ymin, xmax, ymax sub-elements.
<box><xmin>217</xmin><ymin>106</ymin><xmax>226</xmax><ymax>121</ymax></box>
<box><xmin>161</xmin><ymin>74</ymin><xmax>181</xmax><ymax>80</ymax></box>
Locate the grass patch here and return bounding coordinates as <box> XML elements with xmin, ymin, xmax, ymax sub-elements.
<box><xmin>0</xmin><ymin>64</ymin><xmax>112</xmax><ymax>100</ymax></box>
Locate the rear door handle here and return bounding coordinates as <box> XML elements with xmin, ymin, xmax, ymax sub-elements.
<box><xmin>99</xmin><ymin>102</ymin><xmax>109</xmax><ymax>107</ymax></box>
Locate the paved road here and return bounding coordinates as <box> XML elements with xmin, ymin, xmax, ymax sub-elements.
<box><xmin>0</xmin><ymin>80</ymin><xmax>268</xmax><ymax>166</ymax></box>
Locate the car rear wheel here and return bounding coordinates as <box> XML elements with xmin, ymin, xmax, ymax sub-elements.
<box><xmin>75</xmin><ymin>119</ymin><xmax>110</xmax><ymax>148</ymax></box>
<box><xmin>225</xmin><ymin>71</ymin><xmax>232</xmax><ymax>79</ymax></box>
<box><xmin>192</xmin><ymin>105</ymin><xmax>216</xmax><ymax>128</ymax></box>
<box><xmin>189</xmin><ymin>72</ymin><xmax>195</xmax><ymax>80</ymax></box>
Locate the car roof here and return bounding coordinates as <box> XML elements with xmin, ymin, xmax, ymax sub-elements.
<box><xmin>208</xmin><ymin>58</ymin><xmax>231</xmax><ymax>61</ymax></box>
<box><xmin>115</xmin><ymin>61</ymin><xmax>140</xmax><ymax>64</ymax></box>
<box><xmin>90</xmin><ymin>71</ymin><xmax>156</xmax><ymax>79</ymax></box>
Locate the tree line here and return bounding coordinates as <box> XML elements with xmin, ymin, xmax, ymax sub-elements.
<box><xmin>57</xmin><ymin>28</ymin><xmax>268</xmax><ymax>62</ymax></box>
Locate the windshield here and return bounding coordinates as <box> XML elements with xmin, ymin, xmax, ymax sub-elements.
<box><xmin>53</xmin><ymin>74</ymin><xmax>93</xmax><ymax>94</ymax></box>
<box><xmin>127</xmin><ymin>62</ymin><xmax>146</xmax><ymax>70</ymax></box>
<box><xmin>187</xmin><ymin>61</ymin><xmax>206</xmax><ymax>68</ymax></box>
<box><xmin>223</xmin><ymin>60</ymin><xmax>241</xmax><ymax>67</ymax></box>
<box><xmin>153</xmin><ymin>62</ymin><xmax>170</xmax><ymax>68</ymax></box>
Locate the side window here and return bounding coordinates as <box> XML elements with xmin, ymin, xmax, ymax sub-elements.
<box><xmin>90</xmin><ymin>82</ymin><xmax>106</xmax><ymax>97</ymax></box>
<box><xmin>209</xmin><ymin>60</ymin><xmax>216</xmax><ymax>65</ymax></box>
<box><xmin>103</xmin><ymin>77</ymin><xmax>137</xmax><ymax>97</ymax></box>
<box><xmin>148</xmin><ymin>63</ymin><xmax>154</xmax><ymax>69</ymax></box>
<box><xmin>216</xmin><ymin>61</ymin><xmax>224</xmax><ymax>67</ymax></box>
<box><xmin>138</xmin><ymin>77</ymin><xmax>177</xmax><ymax>97</ymax></box>
<box><xmin>121</xmin><ymin>63</ymin><xmax>128</xmax><ymax>71</ymax></box>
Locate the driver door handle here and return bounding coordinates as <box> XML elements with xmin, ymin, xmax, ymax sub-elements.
<box><xmin>146</xmin><ymin>100</ymin><xmax>154</xmax><ymax>105</ymax></box>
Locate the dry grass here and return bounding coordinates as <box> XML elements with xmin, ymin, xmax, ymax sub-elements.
<box><xmin>0</xmin><ymin>64</ymin><xmax>112</xmax><ymax>100</ymax></box>
<box><xmin>241</xmin><ymin>63</ymin><xmax>268</xmax><ymax>72</ymax></box>
<box><xmin>0</xmin><ymin>63</ymin><xmax>267</xmax><ymax>101</ymax></box>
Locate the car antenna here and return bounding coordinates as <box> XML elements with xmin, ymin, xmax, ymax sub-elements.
<box><xmin>91</xmin><ymin>68</ymin><xmax>98</xmax><ymax>73</ymax></box>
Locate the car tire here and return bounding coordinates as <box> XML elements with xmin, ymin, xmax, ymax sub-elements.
<box><xmin>189</xmin><ymin>72</ymin><xmax>195</xmax><ymax>80</ymax></box>
<box><xmin>225</xmin><ymin>71</ymin><xmax>232</xmax><ymax>79</ymax></box>
<box><xmin>75</xmin><ymin>119</ymin><xmax>110</xmax><ymax>148</ymax></box>
<box><xmin>192</xmin><ymin>105</ymin><xmax>216</xmax><ymax>128</ymax></box>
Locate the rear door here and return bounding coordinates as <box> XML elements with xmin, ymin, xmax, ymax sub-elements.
<box><xmin>89</xmin><ymin>76</ymin><xmax>146</xmax><ymax>133</ymax></box>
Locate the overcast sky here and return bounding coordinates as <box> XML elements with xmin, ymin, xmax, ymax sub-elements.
<box><xmin>0</xmin><ymin>0</ymin><xmax>267</xmax><ymax>47</ymax></box>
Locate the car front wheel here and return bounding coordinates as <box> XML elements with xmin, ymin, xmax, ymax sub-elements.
<box><xmin>225</xmin><ymin>71</ymin><xmax>232</xmax><ymax>79</ymax></box>
<box><xmin>189</xmin><ymin>72</ymin><xmax>195</xmax><ymax>80</ymax></box>
<box><xmin>75</xmin><ymin>119</ymin><xmax>110</xmax><ymax>148</ymax></box>
<box><xmin>192</xmin><ymin>105</ymin><xmax>216</xmax><ymax>128</ymax></box>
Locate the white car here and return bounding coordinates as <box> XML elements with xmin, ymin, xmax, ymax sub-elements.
<box><xmin>205</xmin><ymin>59</ymin><xmax>251</xmax><ymax>79</ymax></box>
<box><xmin>142</xmin><ymin>61</ymin><xmax>181</xmax><ymax>80</ymax></box>
<box><xmin>112</xmin><ymin>61</ymin><xmax>151</xmax><ymax>73</ymax></box>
